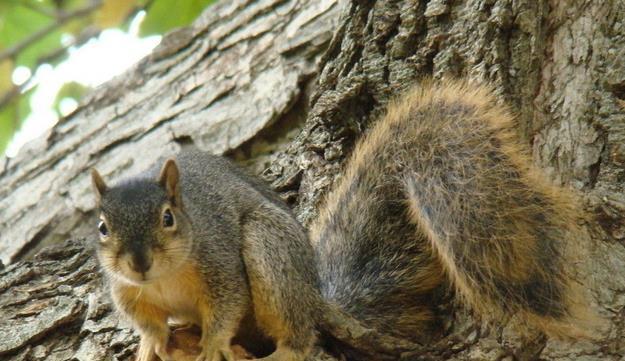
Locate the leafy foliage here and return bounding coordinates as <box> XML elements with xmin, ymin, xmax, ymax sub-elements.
<box><xmin>0</xmin><ymin>0</ymin><xmax>215</xmax><ymax>155</ymax></box>
<box><xmin>141</xmin><ymin>0</ymin><xmax>214</xmax><ymax>36</ymax></box>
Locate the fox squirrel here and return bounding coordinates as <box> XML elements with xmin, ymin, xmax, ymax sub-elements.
<box><xmin>91</xmin><ymin>80</ymin><xmax>592</xmax><ymax>361</ymax></box>
<box><xmin>91</xmin><ymin>154</ymin><xmax>320</xmax><ymax>361</ymax></box>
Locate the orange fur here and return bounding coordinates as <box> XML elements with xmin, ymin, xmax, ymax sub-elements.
<box><xmin>311</xmin><ymin>79</ymin><xmax>598</xmax><ymax>343</ymax></box>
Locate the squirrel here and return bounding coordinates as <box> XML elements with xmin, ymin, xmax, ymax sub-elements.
<box><xmin>91</xmin><ymin>154</ymin><xmax>320</xmax><ymax>361</ymax></box>
<box><xmin>91</xmin><ymin>80</ymin><xmax>593</xmax><ymax>361</ymax></box>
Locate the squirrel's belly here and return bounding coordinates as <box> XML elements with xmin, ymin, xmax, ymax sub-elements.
<box><xmin>140</xmin><ymin>264</ymin><xmax>209</xmax><ymax>325</ymax></box>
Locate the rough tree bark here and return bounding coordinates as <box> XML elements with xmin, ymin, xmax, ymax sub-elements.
<box><xmin>1</xmin><ymin>0</ymin><xmax>624</xmax><ymax>360</ymax></box>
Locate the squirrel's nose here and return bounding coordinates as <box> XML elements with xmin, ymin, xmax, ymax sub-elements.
<box><xmin>129</xmin><ymin>253</ymin><xmax>152</xmax><ymax>274</ymax></box>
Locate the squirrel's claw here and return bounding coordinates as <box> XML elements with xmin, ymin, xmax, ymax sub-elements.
<box><xmin>136</xmin><ymin>333</ymin><xmax>171</xmax><ymax>361</ymax></box>
<box><xmin>195</xmin><ymin>345</ymin><xmax>235</xmax><ymax>361</ymax></box>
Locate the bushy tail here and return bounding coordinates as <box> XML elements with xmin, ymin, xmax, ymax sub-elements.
<box><xmin>312</xmin><ymin>80</ymin><xmax>596</xmax><ymax>348</ymax></box>
<box><xmin>398</xmin><ymin>81</ymin><xmax>592</xmax><ymax>337</ymax></box>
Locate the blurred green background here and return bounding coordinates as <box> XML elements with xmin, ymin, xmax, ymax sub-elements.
<box><xmin>0</xmin><ymin>0</ymin><xmax>215</xmax><ymax>157</ymax></box>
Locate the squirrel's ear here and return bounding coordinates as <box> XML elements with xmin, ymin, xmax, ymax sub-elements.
<box><xmin>158</xmin><ymin>158</ymin><xmax>181</xmax><ymax>205</ymax></box>
<box><xmin>91</xmin><ymin>168</ymin><xmax>108</xmax><ymax>203</ymax></box>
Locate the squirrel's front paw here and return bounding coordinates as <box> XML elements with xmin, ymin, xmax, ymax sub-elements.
<box><xmin>196</xmin><ymin>342</ymin><xmax>235</xmax><ymax>361</ymax></box>
<box><xmin>137</xmin><ymin>333</ymin><xmax>172</xmax><ymax>361</ymax></box>
<box><xmin>136</xmin><ymin>344</ymin><xmax>155</xmax><ymax>361</ymax></box>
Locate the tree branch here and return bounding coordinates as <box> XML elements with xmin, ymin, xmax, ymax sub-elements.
<box><xmin>0</xmin><ymin>26</ymin><xmax>101</xmax><ymax>112</ymax></box>
<box><xmin>19</xmin><ymin>0</ymin><xmax>58</xmax><ymax>18</ymax></box>
<box><xmin>0</xmin><ymin>0</ymin><xmax>102</xmax><ymax>63</ymax></box>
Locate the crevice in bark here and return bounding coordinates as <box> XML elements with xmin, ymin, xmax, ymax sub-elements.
<box><xmin>10</xmin><ymin>224</ymin><xmax>52</xmax><ymax>265</ymax></box>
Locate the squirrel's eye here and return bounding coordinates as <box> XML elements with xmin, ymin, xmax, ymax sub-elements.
<box><xmin>98</xmin><ymin>221</ymin><xmax>108</xmax><ymax>237</ymax></box>
<box><xmin>163</xmin><ymin>209</ymin><xmax>174</xmax><ymax>228</ymax></box>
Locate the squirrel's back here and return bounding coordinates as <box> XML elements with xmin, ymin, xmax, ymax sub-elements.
<box><xmin>311</xmin><ymin>80</ymin><xmax>592</xmax><ymax>342</ymax></box>
<box><xmin>162</xmin><ymin>151</ymin><xmax>288</xmax><ymax>211</ymax></box>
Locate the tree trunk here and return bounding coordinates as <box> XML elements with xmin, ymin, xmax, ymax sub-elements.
<box><xmin>1</xmin><ymin>0</ymin><xmax>623</xmax><ymax>360</ymax></box>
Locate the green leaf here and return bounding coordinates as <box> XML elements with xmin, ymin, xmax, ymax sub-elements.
<box><xmin>0</xmin><ymin>2</ymin><xmax>51</xmax><ymax>48</ymax></box>
<box><xmin>0</xmin><ymin>59</ymin><xmax>13</xmax><ymax>94</ymax></box>
<box><xmin>140</xmin><ymin>0</ymin><xmax>215</xmax><ymax>36</ymax></box>
<box><xmin>95</xmin><ymin>0</ymin><xmax>141</xmax><ymax>28</ymax></box>
<box><xmin>0</xmin><ymin>2</ymin><xmax>63</xmax><ymax>68</ymax></box>
<box><xmin>0</xmin><ymin>85</ymin><xmax>36</xmax><ymax>156</ymax></box>
<box><xmin>56</xmin><ymin>81</ymin><xmax>88</xmax><ymax>101</ymax></box>
<box><xmin>15</xmin><ymin>29</ymin><xmax>65</xmax><ymax>68</ymax></box>
<box><xmin>0</xmin><ymin>104</ymin><xmax>17</xmax><ymax>155</ymax></box>
<box><xmin>54</xmin><ymin>81</ymin><xmax>88</xmax><ymax>113</ymax></box>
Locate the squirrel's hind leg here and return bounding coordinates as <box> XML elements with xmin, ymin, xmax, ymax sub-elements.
<box><xmin>241</xmin><ymin>205</ymin><xmax>319</xmax><ymax>361</ymax></box>
<box><xmin>195</xmin><ymin>300</ymin><xmax>246</xmax><ymax>361</ymax></box>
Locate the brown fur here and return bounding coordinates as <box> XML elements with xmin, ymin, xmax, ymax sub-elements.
<box><xmin>311</xmin><ymin>80</ymin><xmax>596</xmax><ymax>343</ymax></box>
<box><xmin>93</xmin><ymin>152</ymin><xmax>321</xmax><ymax>361</ymax></box>
<box><xmin>112</xmin><ymin>263</ymin><xmax>212</xmax><ymax>361</ymax></box>
<box><xmin>94</xmin><ymin>80</ymin><xmax>595</xmax><ymax>361</ymax></box>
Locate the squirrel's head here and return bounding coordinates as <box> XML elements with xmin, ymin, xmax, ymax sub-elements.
<box><xmin>91</xmin><ymin>159</ymin><xmax>193</xmax><ymax>285</ymax></box>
